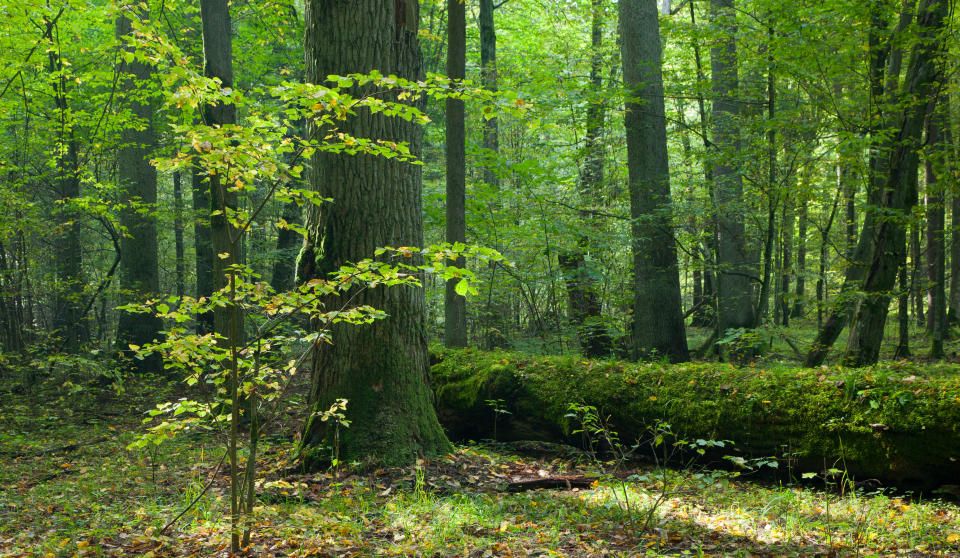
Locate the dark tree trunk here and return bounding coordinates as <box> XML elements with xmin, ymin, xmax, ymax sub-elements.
<box><xmin>779</xmin><ymin>197</ymin><xmax>794</xmax><ymax>327</ymax></box>
<box><xmin>192</xmin><ymin>166</ymin><xmax>214</xmax><ymax>333</ymax></box>
<box><xmin>710</xmin><ymin>0</ymin><xmax>755</xmax><ymax>339</ymax></box>
<box><xmin>910</xmin><ymin>223</ymin><xmax>924</xmax><ymax>326</ymax></box>
<box><xmin>46</xmin><ymin>15</ymin><xmax>86</xmax><ymax>351</ymax></box>
<box><xmin>792</xmin><ymin>201</ymin><xmax>807</xmax><ymax>319</ymax></box>
<box><xmin>173</xmin><ymin>171</ymin><xmax>186</xmax><ymax>299</ymax></box>
<box><xmin>199</xmin><ymin>0</ymin><xmax>242</xmax><ymax>345</ymax></box>
<box><xmin>115</xmin><ymin>12</ymin><xmax>162</xmax><ymax>360</ymax></box>
<box><xmin>298</xmin><ymin>0</ymin><xmax>451</xmax><ymax>467</ymax></box>
<box><xmin>479</xmin><ymin>0</ymin><xmax>499</xmax><ymax>190</ymax></box>
<box><xmin>842</xmin><ymin>0</ymin><xmax>947</xmax><ymax>367</ymax></box>
<box><xmin>926</xmin><ymin>106</ymin><xmax>946</xmax><ymax>358</ymax></box>
<box><xmin>444</xmin><ymin>0</ymin><xmax>467</xmax><ymax>348</ymax></box>
<box><xmin>270</xmin><ymin>202</ymin><xmax>300</xmax><ymax>292</ymax></box>
<box><xmin>950</xmin><ymin>100</ymin><xmax>960</xmax><ymax>323</ymax></box>
<box><xmin>895</xmin><ymin>248</ymin><xmax>911</xmax><ymax>358</ymax></box>
<box><xmin>757</xmin><ymin>22</ymin><xmax>777</xmax><ymax>323</ymax></box>
<box><xmin>620</xmin><ymin>0</ymin><xmax>689</xmax><ymax>362</ymax></box>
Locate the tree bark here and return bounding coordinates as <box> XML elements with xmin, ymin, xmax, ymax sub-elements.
<box><xmin>298</xmin><ymin>0</ymin><xmax>451</xmax><ymax>467</ymax></box>
<box><xmin>270</xmin><ymin>201</ymin><xmax>300</xmax><ymax>292</ymax></box>
<box><xmin>842</xmin><ymin>0</ymin><xmax>948</xmax><ymax>367</ymax></box>
<box><xmin>115</xmin><ymin>10</ymin><xmax>162</xmax><ymax>360</ymax></box>
<box><xmin>173</xmin><ymin>172</ymin><xmax>186</xmax><ymax>299</ymax></box>
<box><xmin>710</xmin><ymin>0</ymin><xmax>755</xmax><ymax>340</ymax></box>
<box><xmin>479</xmin><ymin>0</ymin><xmax>499</xmax><ymax>191</ymax></box>
<box><xmin>620</xmin><ymin>0</ymin><xmax>689</xmax><ymax>362</ymax></box>
<box><xmin>444</xmin><ymin>0</ymin><xmax>467</xmax><ymax>348</ymax></box>
<box><xmin>926</xmin><ymin>105</ymin><xmax>946</xmax><ymax>358</ymax></box>
<box><xmin>46</xmin><ymin>14</ymin><xmax>87</xmax><ymax>351</ymax></box>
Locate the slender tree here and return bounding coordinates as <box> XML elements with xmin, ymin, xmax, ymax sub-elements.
<box><xmin>444</xmin><ymin>0</ymin><xmax>467</xmax><ymax>347</ymax></box>
<box><xmin>298</xmin><ymin>0</ymin><xmax>451</xmax><ymax>467</ymax></box>
<box><xmin>926</xmin><ymin>105</ymin><xmax>946</xmax><ymax>357</ymax></box>
<box><xmin>619</xmin><ymin>0</ymin><xmax>689</xmax><ymax>362</ymax></box>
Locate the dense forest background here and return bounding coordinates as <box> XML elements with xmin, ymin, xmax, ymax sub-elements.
<box><xmin>2</xmin><ymin>0</ymin><xmax>960</xmax><ymax>555</ymax></box>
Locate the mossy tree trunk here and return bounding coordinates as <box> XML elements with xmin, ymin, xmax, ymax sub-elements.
<box><xmin>298</xmin><ymin>0</ymin><xmax>451</xmax><ymax>468</ymax></box>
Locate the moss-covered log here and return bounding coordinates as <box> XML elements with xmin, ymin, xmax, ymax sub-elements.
<box><xmin>431</xmin><ymin>349</ymin><xmax>960</xmax><ymax>491</ymax></box>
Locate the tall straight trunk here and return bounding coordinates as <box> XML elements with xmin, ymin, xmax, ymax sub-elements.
<box><xmin>199</xmin><ymin>0</ymin><xmax>241</xmax><ymax>344</ymax></box>
<box><xmin>444</xmin><ymin>0</ymin><xmax>467</xmax><ymax>348</ymax></box>
<box><xmin>926</xmin><ymin>106</ymin><xmax>946</xmax><ymax>357</ymax></box>
<box><xmin>756</xmin><ymin>25</ymin><xmax>777</xmax><ymax>323</ymax></box>
<box><xmin>298</xmin><ymin>0</ymin><xmax>451</xmax><ymax>467</ymax></box>
<box><xmin>173</xmin><ymin>172</ymin><xmax>186</xmax><ymax>299</ymax></box>
<box><xmin>779</xmin><ymin>194</ymin><xmax>794</xmax><ymax>327</ymax></box>
<box><xmin>192</xmin><ymin>165</ymin><xmax>214</xmax><ymax>333</ymax></box>
<box><xmin>950</xmin><ymin>95</ymin><xmax>960</xmax><ymax>322</ymax></box>
<box><xmin>479</xmin><ymin>0</ymin><xmax>499</xmax><ymax>190</ymax></box>
<box><xmin>270</xmin><ymin>201</ymin><xmax>300</xmax><ymax>292</ymax></box>
<box><xmin>842</xmin><ymin>0</ymin><xmax>948</xmax><ymax>366</ymax></box>
<box><xmin>793</xmin><ymin>201</ymin><xmax>807</xmax><ymax>319</ymax></box>
<box><xmin>894</xmin><ymin>249</ymin><xmax>911</xmax><ymax>358</ymax></box>
<box><xmin>619</xmin><ymin>0</ymin><xmax>689</xmax><ymax>362</ymax></box>
<box><xmin>710</xmin><ymin>0</ymin><xmax>755</xmax><ymax>338</ymax></box>
<box><xmin>562</xmin><ymin>0</ymin><xmax>612</xmax><ymax>358</ymax></box>
<box><xmin>115</xmin><ymin>11</ymin><xmax>162</xmax><ymax>358</ymax></box>
<box><xmin>910</xmin><ymin>220</ymin><xmax>924</xmax><ymax>325</ymax></box>
<box><xmin>46</xmin><ymin>15</ymin><xmax>86</xmax><ymax>351</ymax></box>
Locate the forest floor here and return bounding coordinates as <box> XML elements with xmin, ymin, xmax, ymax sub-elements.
<box><xmin>2</xmin><ymin>371</ymin><xmax>960</xmax><ymax>557</ymax></box>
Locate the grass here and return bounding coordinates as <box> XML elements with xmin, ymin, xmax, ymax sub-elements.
<box><xmin>3</xmin><ymin>372</ymin><xmax>960</xmax><ymax>557</ymax></box>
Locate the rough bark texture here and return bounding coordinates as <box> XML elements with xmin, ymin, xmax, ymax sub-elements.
<box><xmin>115</xmin><ymin>12</ymin><xmax>162</xmax><ymax>358</ymax></box>
<box><xmin>298</xmin><ymin>0</ymin><xmax>451</xmax><ymax>467</ymax></box>
<box><xmin>444</xmin><ymin>0</ymin><xmax>467</xmax><ymax>348</ymax></box>
<box><xmin>192</xmin><ymin>165</ymin><xmax>214</xmax><ymax>333</ymax></box>
<box><xmin>620</xmin><ymin>0</ymin><xmax>689</xmax><ymax>362</ymax></box>
<box><xmin>173</xmin><ymin>172</ymin><xmax>186</xmax><ymax>299</ymax></box>
<box><xmin>842</xmin><ymin>0</ymin><xmax>947</xmax><ymax>367</ymax></box>
<box><xmin>710</xmin><ymin>0</ymin><xmax>755</xmax><ymax>338</ymax></box>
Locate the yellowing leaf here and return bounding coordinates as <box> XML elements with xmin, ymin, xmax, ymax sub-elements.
<box><xmin>947</xmin><ymin>533</ymin><xmax>960</xmax><ymax>543</ymax></box>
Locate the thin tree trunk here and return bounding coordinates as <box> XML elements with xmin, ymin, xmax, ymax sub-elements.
<box><xmin>779</xmin><ymin>195</ymin><xmax>794</xmax><ymax>328</ymax></box>
<box><xmin>270</xmin><ymin>202</ymin><xmax>300</xmax><ymax>292</ymax></box>
<box><xmin>620</xmin><ymin>0</ymin><xmax>689</xmax><ymax>362</ymax></box>
<box><xmin>444</xmin><ymin>0</ymin><xmax>467</xmax><ymax>348</ymax></box>
<box><xmin>173</xmin><ymin>171</ymin><xmax>186</xmax><ymax>299</ymax></box>
<box><xmin>479</xmin><ymin>0</ymin><xmax>499</xmax><ymax>191</ymax></box>
<box><xmin>894</xmin><ymin>252</ymin><xmax>911</xmax><ymax>357</ymax></box>
<box><xmin>926</xmin><ymin>105</ymin><xmax>946</xmax><ymax>358</ymax></box>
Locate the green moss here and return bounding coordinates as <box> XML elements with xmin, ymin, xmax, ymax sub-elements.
<box><xmin>432</xmin><ymin>350</ymin><xmax>960</xmax><ymax>489</ymax></box>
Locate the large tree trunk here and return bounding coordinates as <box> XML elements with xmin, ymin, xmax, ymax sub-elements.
<box><xmin>444</xmin><ymin>0</ymin><xmax>467</xmax><ymax>348</ymax></box>
<box><xmin>173</xmin><ymin>172</ymin><xmax>186</xmax><ymax>299</ymax></box>
<box><xmin>270</xmin><ymin>201</ymin><xmax>300</xmax><ymax>292</ymax></box>
<box><xmin>115</xmin><ymin>11</ymin><xmax>162</xmax><ymax>360</ymax></box>
<box><xmin>710</xmin><ymin>0</ymin><xmax>755</xmax><ymax>340</ymax></box>
<box><xmin>298</xmin><ymin>0</ymin><xmax>451</xmax><ymax>467</ymax></box>
<box><xmin>620</xmin><ymin>0</ymin><xmax>689</xmax><ymax>362</ymax></box>
<box><xmin>842</xmin><ymin>0</ymin><xmax>948</xmax><ymax>366</ymax></box>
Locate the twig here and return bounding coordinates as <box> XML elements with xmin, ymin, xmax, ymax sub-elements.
<box><xmin>160</xmin><ymin>449</ymin><xmax>228</xmax><ymax>535</ymax></box>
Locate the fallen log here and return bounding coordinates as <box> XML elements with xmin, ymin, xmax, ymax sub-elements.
<box><xmin>507</xmin><ymin>474</ymin><xmax>598</xmax><ymax>492</ymax></box>
<box><xmin>430</xmin><ymin>348</ymin><xmax>960</xmax><ymax>493</ymax></box>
